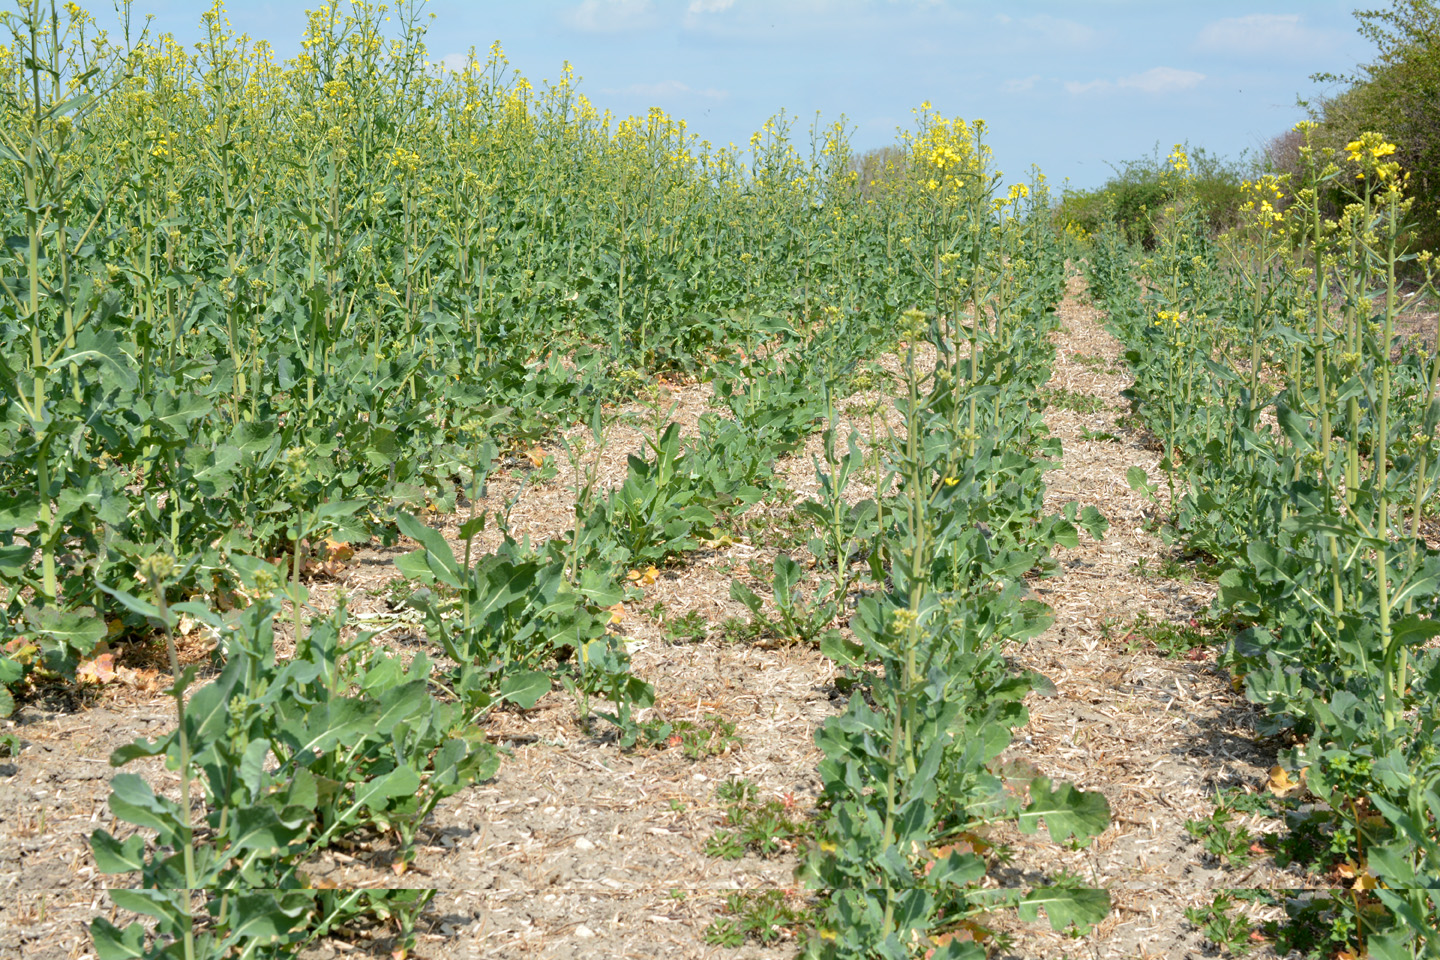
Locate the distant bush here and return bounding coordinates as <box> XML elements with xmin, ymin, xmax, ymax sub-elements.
<box><xmin>1054</xmin><ymin>144</ymin><xmax>1255</xmax><ymax>248</ymax></box>
<box><xmin>848</xmin><ymin>145</ymin><xmax>909</xmax><ymax>198</ymax></box>
<box><xmin>1299</xmin><ymin>0</ymin><xmax>1440</xmax><ymax>255</ymax></box>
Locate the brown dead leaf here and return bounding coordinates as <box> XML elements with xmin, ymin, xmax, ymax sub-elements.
<box><xmin>1267</xmin><ymin>765</ymin><xmax>1302</xmax><ymax>797</ymax></box>
<box><xmin>321</xmin><ymin>538</ymin><xmax>355</xmax><ymax>563</ymax></box>
<box><xmin>76</xmin><ymin>653</ymin><xmax>116</xmax><ymax>685</ymax></box>
<box><xmin>627</xmin><ymin>565</ymin><xmax>660</xmax><ymax>587</ymax></box>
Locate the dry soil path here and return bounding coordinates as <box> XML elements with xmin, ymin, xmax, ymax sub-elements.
<box><xmin>993</xmin><ymin>273</ymin><xmax>1305</xmax><ymax>959</ymax></box>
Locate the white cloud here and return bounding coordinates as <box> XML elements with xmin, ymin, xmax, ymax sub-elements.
<box><xmin>1195</xmin><ymin>14</ymin><xmax>1322</xmax><ymax>56</ymax></box>
<box><xmin>1122</xmin><ymin>67</ymin><xmax>1206</xmax><ymax>93</ymax></box>
<box><xmin>438</xmin><ymin>52</ymin><xmax>471</xmax><ymax>74</ymax></box>
<box><xmin>1066</xmin><ymin>67</ymin><xmax>1205</xmax><ymax>96</ymax></box>
<box><xmin>993</xmin><ymin>13</ymin><xmax>1096</xmax><ymax>46</ymax></box>
<box><xmin>687</xmin><ymin>0</ymin><xmax>735</xmax><ymax>12</ymax></box>
<box><xmin>605</xmin><ymin>80</ymin><xmax>730</xmax><ymax>101</ymax></box>
<box><xmin>565</xmin><ymin>0</ymin><xmax>653</xmax><ymax>33</ymax></box>
<box><xmin>1001</xmin><ymin>75</ymin><xmax>1042</xmax><ymax>94</ymax></box>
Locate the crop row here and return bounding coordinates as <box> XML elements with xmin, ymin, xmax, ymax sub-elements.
<box><xmin>789</xmin><ymin>124</ymin><xmax>1112</xmax><ymax>958</ymax></box>
<box><xmin>1089</xmin><ymin>136</ymin><xmax>1440</xmax><ymax>957</ymax></box>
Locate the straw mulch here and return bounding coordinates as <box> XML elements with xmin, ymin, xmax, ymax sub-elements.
<box><xmin>990</xmin><ymin>273</ymin><xmax>1301</xmax><ymax>960</ymax></box>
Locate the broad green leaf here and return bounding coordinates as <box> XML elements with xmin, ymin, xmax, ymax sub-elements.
<box><xmin>929</xmin><ymin>938</ymin><xmax>986</xmax><ymax>960</ymax></box>
<box><xmin>1390</xmin><ymin>614</ymin><xmax>1440</xmax><ymax>649</ymax></box>
<box><xmin>927</xmin><ymin>849</ymin><xmax>985</xmax><ymax>887</ymax></box>
<box><xmin>109</xmin><ymin>736</ymin><xmax>171</xmax><ymax>767</ymax></box>
<box><xmin>90</xmin><ymin>918</ymin><xmax>146</xmax><ymax>960</ymax></box>
<box><xmin>183</xmin><ymin>658</ymin><xmax>242</xmax><ymax>760</ymax></box>
<box><xmin>31</xmin><ymin>607</ymin><xmax>105</xmax><ymax>655</ymax></box>
<box><xmin>0</xmin><ymin>492</ymin><xmax>40</xmax><ymax>530</ymax></box>
<box><xmin>109</xmin><ymin>888</ymin><xmax>191</xmax><ymax>930</ymax></box>
<box><xmin>228</xmin><ymin>805</ymin><xmax>310</xmax><ymax>854</ymax></box>
<box><xmin>820</xmin><ymin>632</ymin><xmax>864</xmax><ymax>667</ymax></box>
<box><xmin>89</xmin><ymin>830</ymin><xmax>146</xmax><ymax>873</ymax></box>
<box><xmin>353</xmin><ymin>763</ymin><xmax>422</xmax><ymax>810</ymax></box>
<box><xmin>60</xmin><ymin>329</ymin><xmax>137</xmax><ymax>390</ymax></box>
<box><xmin>393</xmin><ymin>549</ymin><xmax>433</xmax><ymax>584</ymax></box>
<box><xmin>373</xmin><ymin>680</ymin><xmax>428</xmax><ymax>735</ymax></box>
<box><xmin>1018</xmin><ymin>777</ymin><xmax>1110</xmax><ymax>845</ymax></box>
<box><xmin>0</xmin><ymin>543</ymin><xmax>33</xmax><ymax>578</ymax></box>
<box><xmin>497</xmin><ymin>670</ymin><xmax>550</xmax><ymax>709</ymax></box>
<box><xmin>1018</xmin><ymin>885</ymin><xmax>1110</xmax><ymax>934</ymax></box>
<box><xmin>395</xmin><ymin>511</ymin><xmax>461</xmax><ymax>586</ymax></box>
<box><xmin>238</xmin><ymin>739</ymin><xmax>271</xmax><ymax>799</ymax></box>
<box><xmin>96</xmin><ymin>584</ymin><xmax>161</xmax><ymax>623</ymax></box>
<box><xmin>223</xmin><ymin>891</ymin><xmax>312</xmax><ymax>943</ymax></box>
<box><xmin>1363</xmin><ymin>927</ymin><xmax>1417</xmax><ymax>960</ymax></box>
<box><xmin>459</xmin><ymin>515</ymin><xmax>486</xmax><ymax>541</ymax></box>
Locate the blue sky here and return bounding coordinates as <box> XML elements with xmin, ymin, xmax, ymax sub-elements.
<box><xmin>87</xmin><ymin>0</ymin><xmax>1376</xmax><ymax>190</ymax></box>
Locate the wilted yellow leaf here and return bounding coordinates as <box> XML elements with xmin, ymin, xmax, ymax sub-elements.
<box><xmin>1267</xmin><ymin>765</ymin><xmax>1301</xmax><ymax>797</ymax></box>
<box><xmin>606</xmin><ymin>602</ymin><xmax>625</xmax><ymax>625</ymax></box>
<box><xmin>526</xmin><ymin>446</ymin><xmax>547</xmax><ymax>468</ymax></box>
<box><xmin>627</xmin><ymin>566</ymin><xmax>659</xmax><ymax>586</ymax></box>
<box><xmin>322</xmin><ymin>538</ymin><xmax>355</xmax><ymax>563</ymax></box>
<box><xmin>76</xmin><ymin>653</ymin><xmax>116</xmax><ymax>685</ymax></box>
<box><xmin>2</xmin><ymin>638</ymin><xmax>38</xmax><ymax>665</ymax></box>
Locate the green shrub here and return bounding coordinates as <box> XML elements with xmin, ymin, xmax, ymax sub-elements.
<box><xmin>1304</xmin><ymin>0</ymin><xmax>1440</xmax><ymax>255</ymax></box>
<box><xmin>1055</xmin><ymin>144</ymin><xmax>1253</xmax><ymax>247</ymax></box>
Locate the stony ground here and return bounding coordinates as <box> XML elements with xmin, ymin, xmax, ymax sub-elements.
<box><xmin>0</xmin><ymin>272</ymin><xmax>1304</xmax><ymax>959</ymax></box>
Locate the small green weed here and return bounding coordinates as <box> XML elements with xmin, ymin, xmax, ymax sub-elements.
<box><xmin>729</xmin><ymin>554</ymin><xmax>842</xmax><ymax>647</ymax></box>
<box><xmin>704</xmin><ymin>778</ymin><xmax>810</xmax><ymax>859</ymax></box>
<box><xmin>1077</xmin><ymin>426</ymin><xmax>1120</xmax><ymax>442</ymax></box>
<box><xmin>1127</xmin><ymin>612</ymin><xmax>1213</xmax><ymax>658</ymax></box>
<box><xmin>384</xmin><ymin>576</ymin><xmax>419</xmax><ymax>610</ymax></box>
<box><xmin>1070</xmin><ymin>353</ymin><xmax>1119</xmax><ymax>373</ymax></box>
<box><xmin>724</xmin><ymin>507</ymin><xmax>812</xmax><ymax>555</ymax></box>
<box><xmin>1133</xmin><ymin>553</ymin><xmax>1222</xmax><ymax>583</ymax></box>
<box><xmin>1043</xmin><ymin>387</ymin><xmax>1106</xmax><ymax>414</ymax></box>
<box><xmin>638</xmin><ymin>714</ymin><xmax>741</xmax><ymax>760</ymax></box>
<box><xmin>703</xmin><ymin>889</ymin><xmax>812</xmax><ymax>947</ymax></box>
<box><xmin>662</xmin><ymin>609</ymin><xmax>710</xmax><ymax>644</ymax></box>
<box><xmin>1185</xmin><ymin>796</ymin><xmax>1259</xmax><ymax>868</ymax></box>
<box><xmin>1184</xmin><ymin>892</ymin><xmax>1258</xmax><ymax>955</ymax></box>
<box><xmin>719</xmin><ymin>615</ymin><xmax>765</xmax><ymax>645</ymax></box>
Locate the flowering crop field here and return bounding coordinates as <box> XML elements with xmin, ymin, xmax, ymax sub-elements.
<box><xmin>2</xmin><ymin>2</ymin><xmax>1437</xmax><ymax>959</ymax></box>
